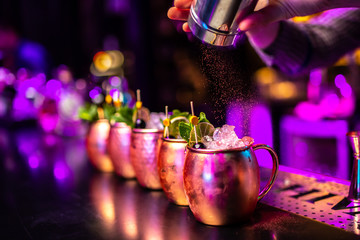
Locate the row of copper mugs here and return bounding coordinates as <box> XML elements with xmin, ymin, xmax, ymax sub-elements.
<box><xmin>85</xmin><ymin>119</ymin><xmax>188</xmax><ymax>203</ymax></box>
<box><xmin>85</xmin><ymin>119</ymin><xmax>279</xmax><ymax>226</ymax></box>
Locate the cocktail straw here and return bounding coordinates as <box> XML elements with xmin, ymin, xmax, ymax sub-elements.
<box><xmin>190</xmin><ymin>101</ymin><xmax>198</xmax><ymax>144</ymax></box>
<box><xmin>104</xmin><ymin>82</ymin><xmax>112</xmax><ymax>104</ymax></box>
<box><xmin>190</xmin><ymin>101</ymin><xmax>195</xmax><ymax>116</ymax></box>
<box><xmin>136</xmin><ymin>89</ymin><xmax>143</xmax><ymax>110</ymax></box>
<box><xmin>137</xmin><ymin>89</ymin><xmax>141</xmax><ymax>102</ymax></box>
<box><xmin>164</xmin><ymin>106</ymin><xmax>170</xmax><ymax>138</ymax></box>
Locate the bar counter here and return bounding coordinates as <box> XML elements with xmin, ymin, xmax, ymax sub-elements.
<box><xmin>1</xmin><ymin>127</ymin><xmax>359</xmax><ymax>240</ymax></box>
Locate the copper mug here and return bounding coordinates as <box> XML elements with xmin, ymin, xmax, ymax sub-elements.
<box><xmin>130</xmin><ymin>129</ymin><xmax>163</xmax><ymax>189</ymax></box>
<box><xmin>183</xmin><ymin>143</ymin><xmax>279</xmax><ymax>225</ymax></box>
<box><xmin>158</xmin><ymin>138</ymin><xmax>188</xmax><ymax>206</ymax></box>
<box><xmin>85</xmin><ymin>119</ymin><xmax>114</xmax><ymax>172</ymax></box>
<box><xmin>108</xmin><ymin>122</ymin><xmax>135</xmax><ymax>178</ymax></box>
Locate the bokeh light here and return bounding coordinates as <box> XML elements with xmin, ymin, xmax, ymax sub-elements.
<box><xmin>54</xmin><ymin>161</ymin><xmax>70</xmax><ymax>180</ymax></box>
<box><xmin>109</xmin><ymin>76</ymin><xmax>121</xmax><ymax>87</ymax></box>
<box><xmin>75</xmin><ymin>79</ymin><xmax>87</xmax><ymax>90</ymax></box>
<box><xmin>28</xmin><ymin>155</ymin><xmax>40</xmax><ymax>169</ymax></box>
<box><xmin>269</xmin><ymin>81</ymin><xmax>297</xmax><ymax>100</ymax></box>
<box><xmin>94</xmin><ymin>51</ymin><xmax>112</xmax><ymax>72</ymax></box>
<box><xmin>46</xmin><ymin>79</ymin><xmax>62</xmax><ymax>99</ymax></box>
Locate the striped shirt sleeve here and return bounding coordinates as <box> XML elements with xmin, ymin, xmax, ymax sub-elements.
<box><xmin>252</xmin><ymin>8</ymin><xmax>360</xmax><ymax>75</ymax></box>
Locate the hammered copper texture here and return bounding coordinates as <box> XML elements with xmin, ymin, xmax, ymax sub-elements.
<box><xmin>85</xmin><ymin>119</ymin><xmax>114</xmax><ymax>172</ymax></box>
<box><xmin>108</xmin><ymin>123</ymin><xmax>135</xmax><ymax>178</ymax></box>
<box><xmin>183</xmin><ymin>144</ymin><xmax>279</xmax><ymax>226</ymax></box>
<box><xmin>158</xmin><ymin>138</ymin><xmax>188</xmax><ymax>205</ymax></box>
<box><xmin>130</xmin><ymin>129</ymin><xmax>163</xmax><ymax>189</ymax></box>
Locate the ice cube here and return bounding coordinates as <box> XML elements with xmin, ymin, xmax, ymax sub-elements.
<box><xmin>202</xmin><ymin>124</ymin><xmax>254</xmax><ymax>150</ymax></box>
<box><xmin>206</xmin><ymin>140</ymin><xmax>223</xmax><ymax>150</ymax></box>
<box><xmin>146</xmin><ymin>112</ymin><xmax>166</xmax><ymax>130</ymax></box>
<box><xmin>213</xmin><ymin>124</ymin><xmax>238</xmax><ymax>141</ymax></box>
<box><xmin>212</xmin><ymin>127</ymin><xmax>220</xmax><ymax>140</ymax></box>
<box><xmin>202</xmin><ymin>135</ymin><xmax>214</xmax><ymax>148</ymax></box>
<box><xmin>233</xmin><ymin>139</ymin><xmax>246</xmax><ymax>148</ymax></box>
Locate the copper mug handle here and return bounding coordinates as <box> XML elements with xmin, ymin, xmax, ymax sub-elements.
<box><xmin>253</xmin><ymin>144</ymin><xmax>279</xmax><ymax>200</ymax></box>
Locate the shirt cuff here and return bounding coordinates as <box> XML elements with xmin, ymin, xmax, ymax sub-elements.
<box><xmin>253</xmin><ymin>21</ymin><xmax>312</xmax><ymax>75</ymax></box>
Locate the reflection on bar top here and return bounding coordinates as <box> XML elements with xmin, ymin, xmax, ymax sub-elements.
<box><xmin>261</xmin><ymin>165</ymin><xmax>358</xmax><ymax>234</ymax></box>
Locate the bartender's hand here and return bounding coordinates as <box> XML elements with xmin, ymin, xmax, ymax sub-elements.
<box><xmin>167</xmin><ymin>0</ymin><xmax>360</xmax><ymax>48</ymax></box>
<box><xmin>238</xmin><ymin>0</ymin><xmax>360</xmax><ymax>31</ymax></box>
<box><xmin>241</xmin><ymin>0</ymin><xmax>360</xmax><ymax>48</ymax></box>
<box><xmin>167</xmin><ymin>0</ymin><xmax>280</xmax><ymax>48</ymax></box>
<box><xmin>167</xmin><ymin>0</ymin><xmax>333</xmax><ymax>31</ymax></box>
<box><xmin>167</xmin><ymin>0</ymin><xmax>192</xmax><ymax>32</ymax></box>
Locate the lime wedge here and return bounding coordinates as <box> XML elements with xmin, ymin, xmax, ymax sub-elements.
<box><xmin>169</xmin><ymin>116</ymin><xmax>189</xmax><ymax>139</ymax></box>
<box><xmin>189</xmin><ymin>122</ymin><xmax>215</xmax><ymax>144</ymax></box>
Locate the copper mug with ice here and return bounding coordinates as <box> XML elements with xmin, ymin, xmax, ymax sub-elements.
<box><xmin>158</xmin><ymin>138</ymin><xmax>188</xmax><ymax>206</ymax></box>
<box><xmin>183</xmin><ymin>141</ymin><xmax>279</xmax><ymax>225</ymax></box>
<box><xmin>108</xmin><ymin>122</ymin><xmax>135</xmax><ymax>178</ymax></box>
<box><xmin>130</xmin><ymin>129</ymin><xmax>163</xmax><ymax>190</ymax></box>
<box><xmin>85</xmin><ymin>119</ymin><xmax>114</xmax><ymax>172</ymax></box>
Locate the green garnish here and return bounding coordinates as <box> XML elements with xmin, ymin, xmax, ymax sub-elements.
<box><xmin>189</xmin><ymin>122</ymin><xmax>215</xmax><ymax>145</ymax></box>
<box><xmin>162</xmin><ymin>109</ymin><xmax>191</xmax><ymax>139</ymax></box>
<box><xmin>78</xmin><ymin>102</ymin><xmax>134</xmax><ymax>128</ymax></box>
<box><xmin>170</xmin><ymin>109</ymin><xmax>190</xmax><ymax>120</ymax></box>
<box><xmin>103</xmin><ymin>104</ymin><xmax>116</xmax><ymax>120</ymax></box>
<box><xmin>179</xmin><ymin>121</ymin><xmax>192</xmax><ymax>142</ymax></box>
<box><xmin>179</xmin><ymin>112</ymin><xmax>212</xmax><ymax>144</ymax></box>
<box><xmin>78</xmin><ymin>103</ymin><xmax>99</xmax><ymax>122</ymax></box>
<box><xmin>198</xmin><ymin>112</ymin><xmax>210</xmax><ymax>123</ymax></box>
<box><xmin>111</xmin><ymin>106</ymin><xmax>135</xmax><ymax>128</ymax></box>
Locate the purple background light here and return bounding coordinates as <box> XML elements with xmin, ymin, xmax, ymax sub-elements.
<box><xmin>45</xmin><ymin>79</ymin><xmax>62</xmax><ymax>99</ymax></box>
<box><xmin>105</xmin><ymin>0</ymin><xmax>130</xmax><ymax>15</ymax></box>
<box><xmin>109</xmin><ymin>88</ymin><xmax>119</xmax><ymax>98</ymax></box>
<box><xmin>89</xmin><ymin>86</ymin><xmax>102</xmax><ymax>99</ymax></box>
<box><xmin>17</xmin><ymin>68</ymin><xmax>29</xmax><ymax>81</ymax></box>
<box><xmin>325</xmin><ymin>93</ymin><xmax>340</xmax><ymax>107</ymax></box>
<box><xmin>0</xmin><ymin>68</ymin><xmax>16</xmax><ymax>85</ymax></box>
<box><xmin>226</xmin><ymin>102</ymin><xmax>244</xmax><ymax>137</ymax></box>
<box><xmin>340</xmin><ymin>84</ymin><xmax>352</xmax><ymax>98</ymax></box>
<box><xmin>250</xmin><ymin>104</ymin><xmax>273</xmax><ymax>168</ymax></box>
<box><xmin>54</xmin><ymin>161</ymin><xmax>69</xmax><ymax>180</ymax></box>
<box><xmin>227</xmin><ymin>102</ymin><xmax>273</xmax><ymax>168</ymax></box>
<box><xmin>308</xmin><ymin>69</ymin><xmax>322</xmax><ymax>102</ymax></box>
<box><xmin>294</xmin><ymin>141</ymin><xmax>308</xmax><ymax>158</ymax></box>
<box><xmin>309</xmin><ymin>69</ymin><xmax>322</xmax><ymax>86</ymax></box>
<box><xmin>28</xmin><ymin>155</ymin><xmax>40</xmax><ymax>169</ymax></box>
<box><xmin>334</xmin><ymin>74</ymin><xmax>346</xmax><ymax>88</ymax></box>
<box><xmin>280</xmin><ymin>115</ymin><xmax>349</xmax><ymax>179</ymax></box>
<box><xmin>39</xmin><ymin>113</ymin><xmax>59</xmax><ymax>133</ymax></box>
<box><xmin>109</xmin><ymin>76</ymin><xmax>121</xmax><ymax>87</ymax></box>
<box><xmin>89</xmin><ymin>89</ymin><xmax>99</xmax><ymax>99</ymax></box>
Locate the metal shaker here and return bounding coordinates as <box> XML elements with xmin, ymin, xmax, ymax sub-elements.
<box><xmin>188</xmin><ymin>0</ymin><xmax>258</xmax><ymax>46</ymax></box>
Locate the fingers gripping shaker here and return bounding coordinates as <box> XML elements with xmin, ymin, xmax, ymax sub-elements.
<box><xmin>188</xmin><ymin>0</ymin><xmax>258</xmax><ymax>46</ymax></box>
